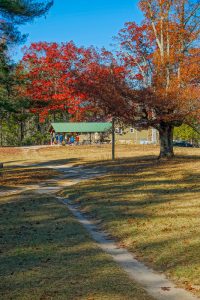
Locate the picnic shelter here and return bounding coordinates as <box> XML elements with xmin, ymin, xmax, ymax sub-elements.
<box><xmin>49</xmin><ymin>122</ymin><xmax>112</xmax><ymax>144</ymax></box>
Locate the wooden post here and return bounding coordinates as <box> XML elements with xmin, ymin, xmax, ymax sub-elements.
<box><xmin>112</xmin><ymin>118</ymin><xmax>115</xmax><ymax>160</ymax></box>
<box><xmin>90</xmin><ymin>133</ymin><xmax>92</xmax><ymax>145</ymax></box>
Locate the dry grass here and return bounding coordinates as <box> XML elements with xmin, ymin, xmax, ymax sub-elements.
<box><xmin>0</xmin><ymin>145</ymin><xmax>200</xmax><ymax>298</ymax></box>
<box><xmin>0</xmin><ymin>192</ymin><xmax>153</xmax><ymax>300</ymax></box>
<box><xmin>0</xmin><ymin>144</ymin><xmax>159</xmax><ymax>166</ymax></box>
<box><xmin>59</xmin><ymin>151</ymin><xmax>200</xmax><ymax>297</ymax></box>
<box><xmin>0</xmin><ymin>167</ymin><xmax>58</xmax><ymax>191</ymax></box>
<box><xmin>1</xmin><ymin>144</ymin><xmax>199</xmax><ymax>167</ymax></box>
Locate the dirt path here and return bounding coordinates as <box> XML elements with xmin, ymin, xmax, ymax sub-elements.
<box><xmin>0</xmin><ymin>163</ymin><xmax>107</xmax><ymax>197</ymax></box>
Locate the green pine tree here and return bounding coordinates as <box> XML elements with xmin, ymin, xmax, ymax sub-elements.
<box><xmin>0</xmin><ymin>1</ymin><xmax>53</xmax><ymax>166</ymax></box>
<box><xmin>0</xmin><ymin>0</ymin><xmax>53</xmax><ymax>45</ymax></box>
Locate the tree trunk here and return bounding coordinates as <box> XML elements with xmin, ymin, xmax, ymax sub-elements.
<box><xmin>0</xmin><ymin>116</ymin><xmax>3</xmax><ymax>168</ymax></box>
<box><xmin>20</xmin><ymin>121</ymin><xmax>24</xmax><ymax>143</ymax></box>
<box><xmin>158</xmin><ymin>123</ymin><xmax>174</xmax><ymax>159</ymax></box>
<box><xmin>62</xmin><ymin>110</ymin><xmax>67</xmax><ymax>121</ymax></box>
<box><xmin>0</xmin><ymin>117</ymin><xmax>3</xmax><ymax>146</ymax></box>
<box><xmin>53</xmin><ymin>112</ymin><xmax>56</xmax><ymax>122</ymax></box>
<box><xmin>36</xmin><ymin>114</ymin><xmax>41</xmax><ymax>133</ymax></box>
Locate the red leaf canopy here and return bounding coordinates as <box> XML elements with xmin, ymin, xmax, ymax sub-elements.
<box><xmin>21</xmin><ymin>42</ymin><xmax>90</xmax><ymax>121</ymax></box>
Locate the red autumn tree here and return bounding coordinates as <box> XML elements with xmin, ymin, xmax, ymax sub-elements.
<box><xmin>75</xmin><ymin>0</ymin><xmax>200</xmax><ymax>158</ymax></box>
<box><xmin>74</xmin><ymin>50</ymin><xmax>131</xmax><ymax>120</ymax></box>
<box><xmin>20</xmin><ymin>42</ymin><xmax>91</xmax><ymax>122</ymax></box>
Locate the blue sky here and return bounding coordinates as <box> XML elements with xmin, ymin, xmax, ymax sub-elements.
<box><xmin>14</xmin><ymin>0</ymin><xmax>142</xmax><ymax>60</ymax></box>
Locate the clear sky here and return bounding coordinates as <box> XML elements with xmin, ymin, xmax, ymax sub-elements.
<box><xmin>14</xmin><ymin>0</ymin><xmax>142</xmax><ymax>60</ymax></box>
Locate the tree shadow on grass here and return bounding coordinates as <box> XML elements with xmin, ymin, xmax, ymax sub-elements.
<box><xmin>59</xmin><ymin>154</ymin><xmax>200</xmax><ymax>295</ymax></box>
<box><xmin>80</xmin><ymin>153</ymin><xmax>200</xmax><ymax>173</ymax></box>
<box><xmin>67</xmin><ymin>172</ymin><xmax>199</xmax><ymax>213</ymax></box>
<box><xmin>5</xmin><ymin>158</ymin><xmax>79</xmax><ymax>168</ymax></box>
<box><xmin>0</xmin><ymin>158</ymin><xmax>80</xmax><ymax>193</ymax></box>
<box><xmin>0</xmin><ymin>193</ymin><xmax>151</xmax><ymax>300</ymax></box>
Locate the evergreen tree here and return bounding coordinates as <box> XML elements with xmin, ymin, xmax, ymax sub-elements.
<box><xmin>0</xmin><ymin>1</ymin><xmax>53</xmax><ymax>165</ymax></box>
<box><xmin>0</xmin><ymin>0</ymin><xmax>53</xmax><ymax>45</ymax></box>
<box><xmin>0</xmin><ymin>0</ymin><xmax>53</xmax><ymax>110</ymax></box>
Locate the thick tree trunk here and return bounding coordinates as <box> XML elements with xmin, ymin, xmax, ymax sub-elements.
<box><xmin>158</xmin><ymin>123</ymin><xmax>174</xmax><ymax>159</ymax></box>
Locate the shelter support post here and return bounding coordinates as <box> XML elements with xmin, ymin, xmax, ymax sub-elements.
<box><xmin>90</xmin><ymin>133</ymin><xmax>92</xmax><ymax>145</ymax></box>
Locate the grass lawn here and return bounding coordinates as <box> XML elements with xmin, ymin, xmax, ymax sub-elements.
<box><xmin>0</xmin><ymin>167</ymin><xmax>58</xmax><ymax>191</ymax></box>
<box><xmin>0</xmin><ymin>145</ymin><xmax>200</xmax><ymax>298</ymax></box>
<box><xmin>60</xmin><ymin>152</ymin><xmax>200</xmax><ymax>297</ymax></box>
<box><xmin>0</xmin><ymin>144</ymin><xmax>159</xmax><ymax>166</ymax></box>
<box><xmin>0</xmin><ymin>192</ymin><xmax>153</xmax><ymax>300</ymax></box>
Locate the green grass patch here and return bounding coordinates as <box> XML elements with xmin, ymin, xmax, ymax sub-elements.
<box><xmin>0</xmin><ymin>192</ymin><xmax>152</xmax><ymax>300</ymax></box>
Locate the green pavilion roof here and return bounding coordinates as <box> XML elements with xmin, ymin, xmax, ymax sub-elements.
<box><xmin>50</xmin><ymin>122</ymin><xmax>112</xmax><ymax>133</ymax></box>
